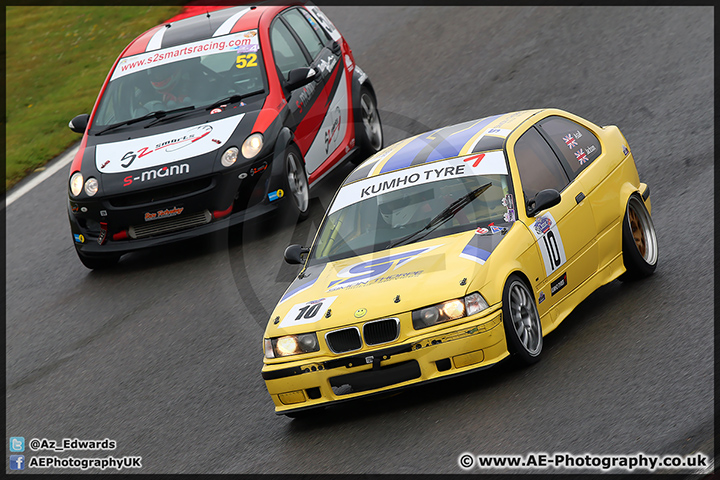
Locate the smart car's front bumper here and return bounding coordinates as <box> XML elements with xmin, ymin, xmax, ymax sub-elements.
<box><xmin>68</xmin><ymin>155</ymin><xmax>287</xmax><ymax>255</ymax></box>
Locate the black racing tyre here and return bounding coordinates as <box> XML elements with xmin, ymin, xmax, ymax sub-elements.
<box><xmin>281</xmin><ymin>144</ymin><xmax>310</xmax><ymax>223</ymax></box>
<box><xmin>502</xmin><ymin>274</ymin><xmax>542</xmax><ymax>365</ymax></box>
<box><xmin>352</xmin><ymin>87</ymin><xmax>383</xmax><ymax>164</ymax></box>
<box><xmin>76</xmin><ymin>248</ymin><xmax>120</xmax><ymax>270</ymax></box>
<box><xmin>619</xmin><ymin>194</ymin><xmax>658</xmax><ymax>281</ymax></box>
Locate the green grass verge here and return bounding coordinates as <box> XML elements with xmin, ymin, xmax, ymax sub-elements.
<box><xmin>5</xmin><ymin>6</ymin><xmax>183</xmax><ymax>191</ymax></box>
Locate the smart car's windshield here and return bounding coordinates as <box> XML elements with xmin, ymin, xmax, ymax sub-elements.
<box><xmin>310</xmin><ymin>152</ymin><xmax>516</xmax><ymax>264</ymax></box>
<box><xmin>92</xmin><ymin>30</ymin><xmax>266</xmax><ymax>128</ymax></box>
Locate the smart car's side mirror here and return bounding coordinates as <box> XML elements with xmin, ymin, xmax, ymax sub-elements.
<box><xmin>330</xmin><ymin>40</ymin><xmax>341</xmax><ymax>56</ymax></box>
<box><xmin>284</xmin><ymin>244</ymin><xmax>310</xmax><ymax>265</ymax></box>
<box><xmin>68</xmin><ymin>114</ymin><xmax>89</xmax><ymax>134</ymax></box>
<box><xmin>526</xmin><ymin>189</ymin><xmax>561</xmax><ymax>217</ymax></box>
<box><xmin>286</xmin><ymin>67</ymin><xmax>318</xmax><ymax>92</ymax></box>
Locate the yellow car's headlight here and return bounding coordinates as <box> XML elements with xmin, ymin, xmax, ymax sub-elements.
<box><xmin>412</xmin><ymin>292</ymin><xmax>489</xmax><ymax>330</ymax></box>
<box><xmin>265</xmin><ymin>333</ymin><xmax>319</xmax><ymax>358</ymax></box>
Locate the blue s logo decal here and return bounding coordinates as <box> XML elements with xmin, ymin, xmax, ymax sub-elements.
<box><xmin>328</xmin><ymin>246</ymin><xmax>440</xmax><ymax>289</ymax></box>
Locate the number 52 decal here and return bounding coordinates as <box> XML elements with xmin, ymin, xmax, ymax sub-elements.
<box><xmin>529</xmin><ymin>213</ymin><xmax>567</xmax><ymax>276</ymax></box>
<box><xmin>279</xmin><ymin>296</ymin><xmax>338</xmax><ymax>328</ymax></box>
<box><xmin>236</xmin><ymin>54</ymin><xmax>257</xmax><ymax>69</ymax></box>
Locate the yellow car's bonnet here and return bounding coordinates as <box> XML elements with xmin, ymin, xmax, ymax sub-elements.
<box><xmin>267</xmin><ymin>228</ymin><xmax>508</xmax><ymax>335</ymax></box>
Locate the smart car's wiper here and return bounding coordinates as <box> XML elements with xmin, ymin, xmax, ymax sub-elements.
<box><xmin>96</xmin><ymin>110</ymin><xmax>168</xmax><ymax>135</ymax></box>
<box><xmin>388</xmin><ymin>182</ymin><xmax>493</xmax><ymax>249</ymax></box>
<box><xmin>144</xmin><ymin>106</ymin><xmax>196</xmax><ymax>127</ymax></box>
<box><xmin>205</xmin><ymin>90</ymin><xmax>264</xmax><ymax>111</ymax></box>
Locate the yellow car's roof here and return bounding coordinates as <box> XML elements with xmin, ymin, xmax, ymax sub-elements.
<box><xmin>343</xmin><ymin>109</ymin><xmax>543</xmax><ymax>186</ymax></box>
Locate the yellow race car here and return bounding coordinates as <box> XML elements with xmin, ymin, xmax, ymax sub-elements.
<box><xmin>261</xmin><ymin>108</ymin><xmax>658</xmax><ymax>417</ymax></box>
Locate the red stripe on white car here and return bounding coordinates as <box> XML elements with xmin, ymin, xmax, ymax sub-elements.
<box><xmin>308</xmin><ymin>70</ymin><xmax>355</xmax><ymax>184</ymax></box>
<box><xmin>250</xmin><ymin>9</ymin><xmax>286</xmax><ymax>135</ymax></box>
<box><xmin>145</xmin><ymin>25</ymin><xmax>168</xmax><ymax>51</ymax></box>
<box><xmin>229</xmin><ymin>7</ymin><xmax>264</xmax><ymax>33</ymax></box>
<box><xmin>212</xmin><ymin>7</ymin><xmax>251</xmax><ymax>37</ymax></box>
<box><xmin>122</xmin><ymin>25</ymin><xmax>165</xmax><ymax>57</ymax></box>
<box><xmin>293</xmin><ymin>66</ymin><xmax>339</xmax><ymax>156</ymax></box>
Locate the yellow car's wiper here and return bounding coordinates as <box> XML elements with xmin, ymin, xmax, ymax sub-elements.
<box><xmin>388</xmin><ymin>182</ymin><xmax>493</xmax><ymax>249</ymax></box>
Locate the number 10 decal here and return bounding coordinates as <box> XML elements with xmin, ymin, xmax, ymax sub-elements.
<box><xmin>280</xmin><ymin>296</ymin><xmax>338</xmax><ymax>328</ymax></box>
<box><xmin>530</xmin><ymin>213</ymin><xmax>567</xmax><ymax>276</ymax></box>
<box><xmin>541</xmin><ymin>231</ymin><xmax>562</xmax><ymax>270</ymax></box>
<box><xmin>296</xmin><ymin>303</ymin><xmax>322</xmax><ymax>321</ymax></box>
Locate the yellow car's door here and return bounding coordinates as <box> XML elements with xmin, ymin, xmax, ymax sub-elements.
<box><xmin>509</xmin><ymin>124</ymin><xmax>599</xmax><ymax>331</ymax></box>
<box><xmin>536</xmin><ymin>114</ymin><xmax>633</xmax><ymax>274</ymax></box>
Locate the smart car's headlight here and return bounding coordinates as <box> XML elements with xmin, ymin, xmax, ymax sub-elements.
<box><xmin>241</xmin><ymin>133</ymin><xmax>263</xmax><ymax>159</ymax></box>
<box><xmin>265</xmin><ymin>333</ymin><xmax>319</xmax><ymax>358</ymax></box>
<box><xmin>221</xmin><ymin>147</ymin><xmax>239</xmax><ymax>167</ymax></box>
<box><xmin>84</xmin><ymin>177</ymin><xmax>99</xmax><ymax>197</ymax></box>
<box><xmin>70</xmin><ymin>172</ymin><xmax>84</xmax><ymax>197</ymax></box>
<box><xmin>412</xmin><ymin>292</ymin><xmax>489</xmax><ymax>330</ymax></box>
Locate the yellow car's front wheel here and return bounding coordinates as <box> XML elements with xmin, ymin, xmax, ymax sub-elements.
<box><xmin>502</xmin><ymin>274</ymin><xmax>542</xmax><ymax>365</ymax></box>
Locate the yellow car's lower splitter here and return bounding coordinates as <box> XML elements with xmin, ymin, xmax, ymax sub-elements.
<box><xmin>263</xmin><ymin>307</ymin><xmax>509</xmax><ymax>414</ymax></box>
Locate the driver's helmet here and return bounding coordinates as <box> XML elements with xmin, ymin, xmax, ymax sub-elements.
<box><xmin>148</xmin><ymin>63</ymin><xmax>182</xmax><ymax>93</ymax></box>
<box><xmin>378</xmin><ymin>188</ymin><xmax>432</xmax><ymax>227</ymax></box>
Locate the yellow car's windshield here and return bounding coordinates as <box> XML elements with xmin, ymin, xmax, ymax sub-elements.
<box><xmin>310</xmin><ymin>173</ymin><xmax>513</xmax><ymax>264</ymax></box>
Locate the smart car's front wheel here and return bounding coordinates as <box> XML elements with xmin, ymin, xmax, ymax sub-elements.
<box><xmin>620</xmin><ymin>194</ymin><xmax>658</xmax><ymax>281</ymax></box>
<box><xmin>502</xmin><ymin>274</ymin><xmax>542</xmax><ymax>365</ymax></box>
<box><xmin>282</xmin><ymin>144</ymin><xmax>310</xmax><ymax>222</ymax></box>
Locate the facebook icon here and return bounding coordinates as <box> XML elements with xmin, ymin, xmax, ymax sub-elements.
<box><xmin>10</xmin><ymin>455</ymin><xmax>25</xmax><ymax>470</ymax></box>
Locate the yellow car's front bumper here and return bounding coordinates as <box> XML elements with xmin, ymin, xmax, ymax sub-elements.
<box><xmin>262</xmin><ymin>307</ymin><xmax>510</xmax><ymax>415</ymax></box>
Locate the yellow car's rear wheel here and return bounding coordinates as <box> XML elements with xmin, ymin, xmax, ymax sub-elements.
<box><xmin>620</xmin><ymin>194</ymin><xmax>658</xmax><ymax>280</ymax></box>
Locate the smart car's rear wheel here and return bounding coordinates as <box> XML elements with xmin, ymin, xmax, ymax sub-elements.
<box><xmin>502</xmin><ymin>274</ymin><xmax>542</xmax><ymax>365</ymax></box>
<box><xmin>620</xmin><ymin>194</ymin><xmax>658</xmax><ymax>281</ymax></box>
<box><xmin>283</xmin><ymin>145</ymin><xmax>310</xmax><ymax>222</ymax></box>
<box><xmin>353</xmin><ymin>88</ymin><xmax>383</xmax><ymax>164</ymax></box>
<box><xmin>75</xmin><ymin>248</ymin><xmax>120</xmax><ymax>270</ymax></box>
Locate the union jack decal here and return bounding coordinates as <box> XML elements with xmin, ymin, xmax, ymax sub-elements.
<box><xmin>575</xmin><ymin>148</ymin><xmax>589</xmax><ymax>165</ymax></box>
<box><xmin>563</xmin><ymin>134</ymin><xmax>577</xmax><ymax>148</ymax></box>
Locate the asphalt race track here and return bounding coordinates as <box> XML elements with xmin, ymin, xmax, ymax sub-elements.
<box><xmin>5</xmin><ymin>6</ymin><xmax>714</xmax><ymax>474</ymax></box>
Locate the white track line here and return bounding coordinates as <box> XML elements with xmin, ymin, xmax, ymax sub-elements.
<box><xmin>5</xmin><ymin>145</ymin><xmax>79</xmax><ymax>208</ymax></box>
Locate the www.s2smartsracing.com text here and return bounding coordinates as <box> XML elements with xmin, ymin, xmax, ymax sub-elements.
<box><xmin>457</xmin><ymin>452</ymin><xmax>711</xmax><ymax>472</ymax></box>
<box><xmin>8</xmin><ymin>437</ymin><xmax>142</xmax><ymax>471</ymax></box>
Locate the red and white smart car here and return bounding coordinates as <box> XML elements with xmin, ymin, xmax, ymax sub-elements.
<box><xmin>67</xmin><ymin>2</ymin><xmax>383</xmax><ymax>268</ymax></box>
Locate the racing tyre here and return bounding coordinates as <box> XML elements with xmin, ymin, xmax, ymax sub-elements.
<box><xmin>353</xmin><ymin>88</ymin><xmax>383</xmax><ymax>164</ymax></box>
<box><xmin>282</xmin><ymin>144</ymin><xmax>310</xmax><ymax>223</ymax></box>
<box><xmin>620</xmin><ymin>194</ymin><xmax>658</xmax><ymax>281</ymax></box>
<box><xmin>75</xmin><ymin>248</ymin><xmax>120</xmax><ymax>270</ymax></box>
<box><xmin>502</xmin><ymin>274</ymin><xmax>542</xmax><ymax>365</ymax></box>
